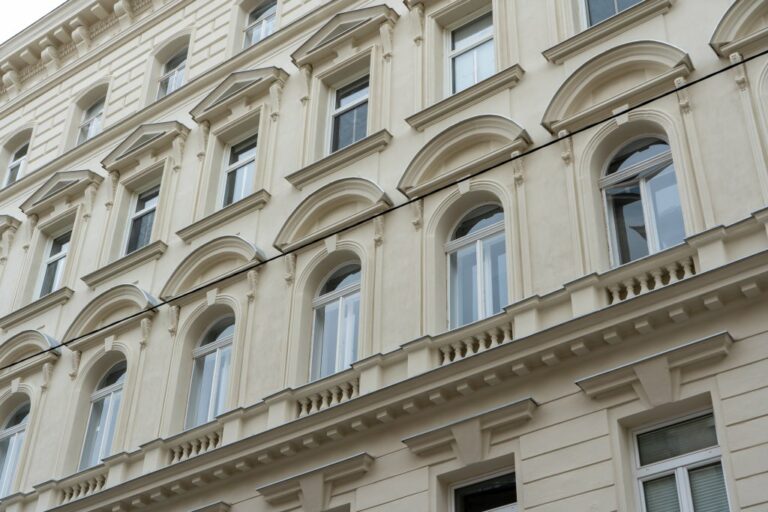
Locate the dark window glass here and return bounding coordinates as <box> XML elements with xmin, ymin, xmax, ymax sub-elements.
<box><xmin>126</xmin><ymin>186</ymin><xmax>159</xmax><ymax>254</ymax></box>
<box><xmin>586</xmin><ymin>0</ymin><xmax>642</xmax><ymax>26</ymax></box>
<box><xmin>453</xmin><ymin>205</ymin><xmax>504</xmax><ymax>240</ymax></box>
<box><xmin>320</xmin><ymin>264</ymin><xmax>361</xmax><ymax>295</ymax></box>
<box><xmin>638</xmin><ymin>414</ymin><xmax>718</xmax><ymax>466</ymax></box>
<box><xmin>455</xmin><ymin>473</ymin><xmax>517</xmax><ymax>512</ymax></box>
<box><xmin>606</xmin><ymin>184</ymin><xmax>648</xmax><ymax>264</ymax></box>
<box><xmin>332</xmin><ymin>77</ymin><xmax>369</xmax><ymax>152</ymax></box>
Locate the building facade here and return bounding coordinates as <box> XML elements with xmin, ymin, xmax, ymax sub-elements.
<box><xmin>0</xmin><ymin>0</ymin><xmax>766</xmax><ymax>510</ymax></box>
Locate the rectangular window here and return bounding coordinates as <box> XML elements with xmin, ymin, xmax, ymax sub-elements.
<box><xmin>331</xmin><ymin>76</ymin><xmax>369</xmax><ymax>153</ymax></box>
<box><xmin>453</xmin><ymin>472</ymin><xmax>517</xmax><ymax>512</ymax></box>
<box><xmin>39</xmin><ymin>231</ymin><xmax>71</xmax><ymax>298</ymax></box>
<box><xmin>635</xmin><ymin>413</ymin><xmax>730</xmax><ymax>512</ymax></box>
<box><xmin>244</xmin><ymin>0</ymin><xmax>277</xmax><ymax>48</ymax></box>
<box><xmin>449</xmin><ymin>11</ymin><xmax>495</xmax><ymax>94</ymax></box>
<box><xmin>157</xmin><ymin>50</ymin><xmax>187</xmax><ymax>100</ymax></box>
<box><xmin>125</xmin><ymin>185</ymin><xmax>160</xmax><ymax>255</ymax></box>
<box><xmin>222</xmin><ymin>134</ymin><xmax>258</xmax><ymax>207</ymax></box>
<box><xmin>585</xmin><ymin>0</ymin><xmax>643</xmax><ymax>27</ymax></box>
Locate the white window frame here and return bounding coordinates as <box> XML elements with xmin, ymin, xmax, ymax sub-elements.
<box><xmin>0</xmin><ymin>406</ymin><xmax>28</xmax><ymax>498</ymax></box>
<box><xmin>4</xmin><ymin>142</ymin><xmax>28</xmax><ymax>188</ymax></box>
<box><xmin>328</xmin><ymin>74</ymin><xmax>370</xmax><ymax>155</ymax></box>
<box><xmin>79</xmin><ymin>375</ymin><xmax>124</xmax><ymax>470</ymax></box>
<box><xmin>37</xmin><ymin>229</ymin><xmax>72</xmax><ymax>299</ymax></box>
<box><xmin>77</xmin><ymin>98</ymin><xmax>105</xmax><ymax>145</ymax></box>
<box><xmin>187</xmin><ymin>330</ymin><xmax>233</xmax><ymax>428</ymax></box>
<box><xmin>444</xmin><ymin>7</ymin><xmax>495</xmax><ymax>97</ymax></box>
<box><xmin>580</xmin><ymin>0</ymin><xmax>644</xmax><ymax>28</ymax></box>
<box><xmin>243</xmin><ymin>0</ymin><xmax>277</xmax><ymax>48</ymax></box>
<box><xmin>446</xmin><ymin>206</ymin><xmax>505</xmax><ymax>329</ymax></box>
<box><xmin>219</xmin><ymin>133</ymin><xmax>258</xmax><ymax>208</ymax></box>
<box><xmin>632</xmin><ymin>411</ymin><xmax>731</xmax><ymax>512</ymax></box>
<box><xmin>310</xmin><ymin>264</ymin><xmax>361</xmax><ymax>381</ymax></box>
<box><xmin>157</xmin><ymin>50</ymin><xmax>187</xmax><ymax>100</ymax></box>
<box><xmin>600</xmin><ymin>137</ymin><xmax>678</xmax><ymax>267</ymax></box>
<box><xmin>449</xmin><ymin>468</ymin><xmax>518</xmax><ymax>512</ymax></box>
<box><xmin>123</xmin><ymin>183</ymin><xmax>160</xmax><ymax>255</ymax></box>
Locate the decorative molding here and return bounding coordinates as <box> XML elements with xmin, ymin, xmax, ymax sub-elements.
<box><xmin>176</xmin><ymin>190</ymin><xmax>271</xmax><ymax>243</ymax></box>
<box><xmin>284</xmin><ymin>130</ymin><xmax>392</xmax><ymax>190</ymax></box>
<box><xmin>406</xmin><ymin>65</ymin><xmax>525</xmax><ymax>131</ymax></box>
<box><xmin>19</xmin><ymin>170</ymin><xmax>103</xmax><ymax>218</ymax></box>
<box><xmin>81</xmin><ymin>241</ymin><xmax>167</xmax><ymax>289</ymax></box>
<box><xmin>101</xmin><ymin>121</ymin><xmax>190</xmax><ymax>174</ymax></box>
<box><xmin>0</xmin><ymin>330</ymin><xmax>60</xmax><ymax>383</ymax></box>
<box><xmin>0</xmin><ymin>287</ymin><xmax>73</xmax><ymax>332</ymax></box>
<box><xmin>542</xmin><ymin>0</ymin><xmax>673</xmax><ymax>64</ymax></box>
<box><xmin>0</xmin><ymin>215</ymin><xmax>21</xmax><ymax>263</ymax></box>
<box><xmin>190</xmin><ymin>503</ymin><xmax>230</xmax><ymax>512</ymax></box>
<box><xmin>710</xmin><ymin>0</ymin><xmax>768</xmax><ymax>57</ymax></box>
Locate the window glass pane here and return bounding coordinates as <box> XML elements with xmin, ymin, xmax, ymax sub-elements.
<box><xmin>455</xmin><ymin>473</ymin><xmax>516</xmax><ymax>512</ymax></box>
<box><xmin>454</xmin><ymin>205</ymin><xmax>504</xmax><ymax>240</ymax></box>
<box><xmin>483</xmin><ymin>234</ymin><xmax>508</xmax><ymax>316</ymax></box>
<box><xmin>587</xmin><ymin>0</ymin><xmax>618</xmax><ymax>26</ymax></box>
<box><xmin>648</xmin><ymin>165</ymin><xmax>685</xmax><ymax>251</ymax></box>
<box><xmin>321</xmin><ymin>265</ymin><xmax>361</xmax><ymax>295</ymax></box>
<box><xmin>249</xmin><ymin>0</ymin><xmax>277</xmax><ymax>23</ymax></box>
<box><xmin>6</xmin><ymin>162</ymin><xmax>20</xmax><ymax>185</ymax></box>
<box><xmin>136</xmin><ymin>187</ymin><xmax>160</xmax><ymax>211</ymax></box>
<box><xmin>40</xmin><ymin>259</ymin><xmax>63</xmax><ymax>297</ymax></box>
<box><xmin>452</xmin><ymin>50</ymin><xmax>475</xmax><ymax>93</ymax></box>
<box><xmin>213</xmin><ymin>346</ymin><xmax>231</xmax><ymax>418</ymax></box>
<box><xmin>607</xmin><ymin>183</ymin><xmax>648</xmax><ymax>264</ymax></box>
<box><xmin>201</xmin><ymin>318</ymin><xmax>235</xmax><ymax>346</ymax></box>
<box><xmin>643</xmin><ymin>475</ymin><xmax>681</xmax><ymax>512</ymax></box>
<box><xmin>187</xmin><ymin>352</ymin><xmax>217</xmax><ymax>428</ymax></box>
<box><xmin>450</xmin><ymin>244</ymin><xmax>478</xmax><ymax>328</ymax></box>
<box><xmin>13</xmin><ymin>144</ymin><xmax>28</xmax><ymax>160</ymax></box>
<box><xmin>312</xmin><ymin>301</ymin><xmax>340</xmax><ymax>380</ymax></box>
<box><xmin>127</xmin><ymin>210</ymin><xmax>155</xmax><ymax>254</ymax></box>
<box><xmin>80</xmin><ymin>398</ymin><xmax>107</xmax><ymax>469</ymax></box>
<box><xmin>229</xmin><ymin>136</ymin><xmax>258</xmax><ymax>165</ymax></box>
<box><xmin>165</xmin><ymin>50</ymin><xmax>187</xmax><ymax>72</ymax></box>
<box><xmin>335</xmin><ymin>77</ymin><xmax>369</xmax><ymax>109</ymax></box>
<box><xmin>476</xmin><ymin>39</ymin><xmax>495</xmax><ymax>83</ymax></box>
<box><xmin>618</xmin><ymin>0</ymin><xmax>643</xmax><ymax>12</ymax></box>
<box><xmin>637</xmin><ymin>414</ymin><xmax>718</xmax><ymax>466</ymax></box>
<box><xmin>689</xmin><ymin>463</ymin><xmax>729</xmax><ymax>512</ymax></box>
<box><xmin>333</xmin><ymin>102</ymin><xmax>368</xmax><ymax>151</ymax></box>
<box><xmin>451</xmin><ymin>12</ymin><xmax>493</xmax><ymax>52</ymax></box>
<box><xmin>0</xmin><ymin>433</ymin><xmax>22</xmax><ymax>498</ymax></box>
<box><xmin>223</xmin><ymin>167</ymin><xmax>242</xmax><ymax>206</ymax></box>
<box><xmin>51</xmin><ymin>232</ymin><xmax>71</xmax><ymax>255</ymax></box>
<box><xmin>607</xmin><ymin>138</ymin><xmax>669</xmax><ymax>176</ymax></box>
<box><xmin>99</xmin><ymin>362</ymin><xmax>127</xmax><ymax>389</ymax></box>
<box><xmin>340</xmin><ymin>292</ymin><xmax>360</xmax><ymax>370</ymax></box>
<box><xmin>101</xmin><ymin>390</ymin><xmax>121</xmax><ymax>461</ymax></box>
<box><xmin>5</xmin><ymin>404</ymin><xmax>29</xmax><ymax>428</ymax></box>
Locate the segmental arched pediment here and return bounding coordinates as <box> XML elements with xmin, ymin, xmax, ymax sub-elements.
<box><xmin>0</xmin><ymin>330</ymin><xmax>59</xmax><ymax>370</ymax></box>
<box><xmin>274</xmin><ymin>178</ymin><xmax>391</xmax><ymax>252</ymax></box>
<box><xmin>542</xmin><ymin>41</ymin><xmax>693</xmax><ymax>134</ymax></box>
<box><xmin>710</xmin><ymin>0</ymin><xmax>768</xmax><ymax>57</ymax></box>
<box><xmin>398</xmin><ymin>115</ymin><xmax>531</xmax><ymax>199</ymax></box>
<box><xmin>161</xmin><ymin>236</ymin><xmax>264</xmax><ymax>300</ymax></box>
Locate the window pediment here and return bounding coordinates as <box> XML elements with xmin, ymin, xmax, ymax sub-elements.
<box><xmin>542</xmin><ymin>41</ymin><xmax>693</xmax><ymax>134</ymax></box>
<box><xmin>19</xmin><ymin>170</ymin><xmax>103</xmax><ymax>218</ymax></box>
<box><xmin>274</xmin><ymin>178</ymin><xmax>391</xmax><ymax>253</ymax></box>
<box><xmin>290</xmin><ymin>5</ymin><xmax>398</xmax><ymax>68</ymax></box>
<box><xmin>190</xmin><ymin>67</ymin><xmax>289</xmax><ymax>124</ymax></box>
<box><xmin>0</xmin><ymin>330</ymin><xmax>59</xmax><ymax>382</ymax></box>
<box><xmin>160</xmin><ymin>236</ymin><xmax>264</xmax><ymax>301</ymax></box>
<box><xmin>710</xmin><ymin>0</ymin><xmax>768</xmax><ymax>57</ymax></box>
<box><xmin>101</xmin><ymin>121</ymin><xmax>190</xmax><ymax>173</ymax></box>
<box><xmin>398</xmin><ymin>115</ymin><xmax>531</xmax><ymax>199</ymax></box>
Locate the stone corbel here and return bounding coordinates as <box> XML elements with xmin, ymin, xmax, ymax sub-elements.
<box><xmin>246</xmin><ymin>268</ymin><xmax>260</xmax><ymax>302</ymax></box>
<box><xmin>140</xmin><ymin>317</ymin><xmax>152</xmax><ymax>348</ymax></box>
<box><xmin>410</xmin><ymin>4</ymin><xmax>424</xmax><ymax>45</ymax></box>
<box><xmin>729</xmin><ymin>53</ymin><xmax>749</xmax><ymax>91</ymax></box>
<box><xmin>411</xmin><ymin>199</ymin><xmax>423</xmax><ymax>230</ymax></box>
<box><xmin>42</xmin><ymin>362</ymin><xmax>54</xmax><ymax>390</ymax></box>
<box><xmin>168</xmin><ymin>305</ymin><xmax>180</xmax><ymax>335</ymax></box>
<box><xmin>373</xmin><ymin>216</ymin><xmax>384</xmax><ymax>246</ymax></box>
<box><xmin>83</xmin><ymin>183</ymin><xmax>99</xmax><ymax>220</ymax></box>
<box><xmin>22</xmin><ymin>214</ymin><xmax>38</xmax><ymax>252</ymax></box>
<box><xmin>106</xmin><ymin>170</ymin><xmax>120</xmax><ymax>209</ymax></box>
<box><xmin>379</xmin><ymin>22</ymin><xmax>394</xmax><ymax>62</ymax></box>
<box><xmin>172</xmin><ymin>131</ymin><xmax>187</xmax><ymax>172</ymax></box>
<box><xmin>674</xmin><ymin>77</ymin><xmax>691</xmax><ymax>115</ymax></box>
<box><xmin>558</xmin><ymin>130</ymin><xmax>573</xmax><ymax>165</ymax></box>
<box><xmin>114</xmin><ymin>0</ymin><xmax>134</xmax><ymax>29</ymax></box>
<box><xmin>284</xmin><ymin>253</ymin><xmax>296</xmax><ymax>284</ymax></box>
<box><xmin>69</xmin><ymin>17</ymin><xmax>91</xmax><ymax>56</ymax></box>
<box><xmin>269</xmin><ymin>81</ymin><xmax>284</xmax><ymax>120</ymax></box>
<box><xmin>0</xmin><ymin>222</ymin><xmax>19</xmax><ymax>264</ymax></box>
<box><xmin>300</xmin><ymin>65</ymin><xmax>313</xmax><ymax>104</ymax></box>
<box><xmin>511</xmin><ymin>151</ymin><xmax>524</xmax><ymax>188</ymax></box>
<box><xmin>38</xmin><ymin>37</ymin><xmax>60</xmax><ymax>73</ymax></box>
<box><xmin>69</xmin><ymin>350</ymin><xmax>82</xmax><ymax>379</ymax></box>
<box><xmin>1</xmin><ymin>62</ymin><xmax>21</xmax><ymax>96</ymax></box>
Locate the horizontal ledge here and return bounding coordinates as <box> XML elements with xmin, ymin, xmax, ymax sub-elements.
<box><xmin>0</xmin><ymin>287</ymin><xmax>74</xmax><ymax>331</ymax></box>
<box><xmin>81</xmin><ymin>241</ymin><xmax>167</xmax><ymax>289</ymax></box>
<box><xmin>176</xmin><ymin>190</ymin><xmax>271</xmax><ymax>243</ymax></box>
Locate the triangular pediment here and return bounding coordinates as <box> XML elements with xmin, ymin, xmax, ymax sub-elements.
<box><xmin>102</xmin><ymin>121</ymin><xmax>190</xmax><ymax>172</ymax></box>
<box><xmin>20</xmin><ymin>170</ymin><xmax>103</xmax><ymax>217</ymax></box>
<box><xmin>190</xmin><ymin>67</ymin><xmax>289</xmax><ymax>123</ymax></box>
<box><xmin>291</xmin><ymin>5</ymin><xmax>398</xmax><ymax>67</ymax></box>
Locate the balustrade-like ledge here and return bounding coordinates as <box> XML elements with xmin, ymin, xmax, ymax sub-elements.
<box><xmin>81</xmin><ymin>240</ymin><xmax>167</xmax><ymax>288</ymax></box>
<box><xmin>6</xmin><ymin>208</ymin><xmax>768</xmax><ymax>511</ymax></box>
<box><xmin>405</xmin><ymin>65</ymin><xmax>525</xmax><ymax>132</ymax></box>
<box><xmin>0</xmin><ymin>287</ymin><xmax>73</xmax><ymax>331</ymax></box>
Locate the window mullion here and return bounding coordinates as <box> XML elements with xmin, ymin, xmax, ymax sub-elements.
<box><xmin>677</xmin><ymin>466</ymin><xmax>693</xmax><ymax>512</ymax></box>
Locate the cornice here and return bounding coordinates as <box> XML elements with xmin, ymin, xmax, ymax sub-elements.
<box><xmin>0</xmin><ymin>287</ymin><xmax>74</xmax><ymax>332</ymax></box>
<box><xmin>20</xmin><ymin>170</ymin><xmax>103</xmax><ymax>218</ymax></box>
<box><xmin>406</xmin><ymin>65</ymin><xmax>525</xmax><ymax>132</ymax></box>
<box><xmin>542</xmin><ymin>0</ymin><xmax>674</xmax><ymax>64</ymax></box>
<box><xmin>81</xmin><ymin>240</ymin><xmax>168</xmax><ymax>289</ymax></box>
<box><xmin>176</xmin><ymin>190</ymin><xmax>271</xmax><ymax>243</ymax></box>
<box><xmin>284</xmin><ymin>130</ymin><xmax>392</xmax><ymax>190</ymax></box>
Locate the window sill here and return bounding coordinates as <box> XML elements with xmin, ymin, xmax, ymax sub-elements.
<box><xmin>285</xmin><ymin>130</ymin><xmax>393</xmax><ymax>190</ymax></box>
<box><xmin>81</xmin><ymin>240</ymin><xmax>168</xmax><ymax>289</ymax></box>
<box><xmin>406</xmin><ymin>65</ymin><xmax>525</xmax><ymax>132</ymax></box>
<box><xmin>177</xmin><ymin>189</ymin><xmax>271</xmax><ymax>243</ymax></box>
<box><xmin>0</xmin><ymin>287</ymin><xmax>74</xmax><ymax>331</ymax></box>
<box><xmin>542</xmin><ymin>0</ymin><xmax>673</xmax><ymax>64</ymax></box>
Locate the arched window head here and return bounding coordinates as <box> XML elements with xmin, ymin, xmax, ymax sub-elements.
<box><xmin>311</xmin><ymin>263</ymin><xmax>361</xmax><ymax>380</ymax></box>
<box><xmin>0</xmin><ymin>402</ymin><xmax>29</xmax><ymax>497</ymax></box>
<box><xmin>4</xmin><ymin>141</ymin><xmax>28</xmax><ymax>188</ymax></box>
<box><xmin>601</xmin><ymin>138</ymin><xmax>685</xmax><ymax>266</ymax></box>
<box><xmin>186</xmin><ymin>317</ymin><xmax>234</xmax><ymax>429</ymax></box>
<box><xmin>80</xmin><ymin>362</ymin><xmax>126</xmax><ymax>470</ymax></box>
<box><xmin>244</xmin><ymin>0</ymin><xmax>277</xmax><ymax>48</ymax></box>
<box><xmin>448</xmin><ymin>204</ymin><xmax>507</xmax><ymax>329</ymax></box>
<box><xmin>158</xmin><ymin>48</ymin><xmax>188</xmax><ymax>100</ymax></box>
<box><xmin>77</xmin><ymin>97</ymin><xmax>105</xmax><ymax>145</ymax></box>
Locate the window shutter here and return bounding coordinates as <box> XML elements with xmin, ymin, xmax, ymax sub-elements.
<box><xmin>643</xmin><ymin>475</ymin><xmax>681</xmax><ymax>512</ymax></box>
<box><xmin>689</xmin><ymin>463</ymin><xmax>729</xmax><ymax>512</ymax></box>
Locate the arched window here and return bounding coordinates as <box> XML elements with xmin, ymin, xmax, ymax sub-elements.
<box><xmin>186</xmin><ymin>318</ymin><xmax>233</xmax><ymax>429</ymax></box>
<box><xmin>77</xmin><ymin>97</ymin><xmax>105</xmax><ymax>145</ymax></box>
<box><xmin>4</xmin><ymin>141</ymin><xmax>28</xmax><ymax>187</ymax></box>
<box><xmin>244</xmin><ymin>0</ymin><xmax>277</xmax><ymax>48</ymax></box>
<box><xmin>311</xmin><ymin>263</ymin><xmax>361</xmax><ymax>380</ymax></box>
<box><xmin>448</xmin><ymin>204</ymin><xmax>507</xmax><ymax>329</ymax></box>
<box><xmin>0</xmin><ymin>402</ymin><xmax>29</xmax><ymax>497</ymax></box>
<box><xmin>157</xmin><ymin>48</ymin><xmax>187</xmax><ymax>100</ymax></box>
<box><xmin>601</xmin><ymin>138</ymin><xmax>685</xmax><ymax>266</ymax></box>
<box><xmin>80</xmin><ymin>362</ymin><xmax>126</xmax><ymax>470</ymax></box>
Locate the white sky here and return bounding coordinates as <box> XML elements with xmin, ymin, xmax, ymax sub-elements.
<box><xmin>0</xmin><ymin>1</ymin><xmax>69</xmax><ymax>46</ymax></box>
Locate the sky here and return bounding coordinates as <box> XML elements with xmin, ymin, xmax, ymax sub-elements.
<box><xmin>0</xmin><ymin>1</ymin><xmax>68</xmax><ymax>46</ymax></box>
